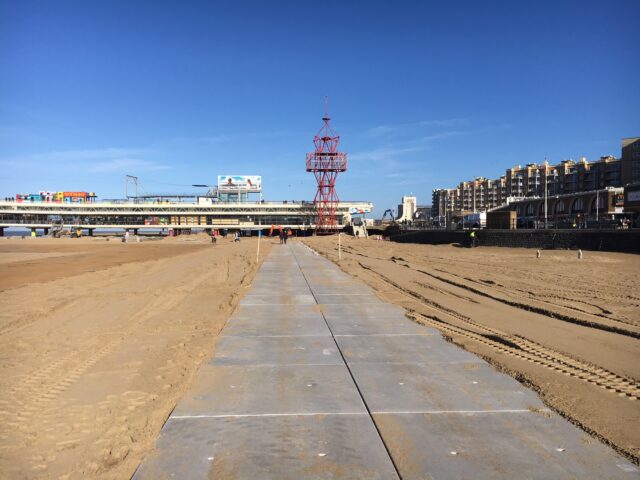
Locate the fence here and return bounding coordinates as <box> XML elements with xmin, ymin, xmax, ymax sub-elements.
<box><xmin>389</xmin><ymin>229</ymin><xmax>640</xmax><ymax>254</ymax></box>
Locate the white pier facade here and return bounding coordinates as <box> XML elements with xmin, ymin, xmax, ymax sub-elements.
<box><xmin>0</xmin><ymin>200</ymin><xmax>373</xmax><ymax>235</ymax></box>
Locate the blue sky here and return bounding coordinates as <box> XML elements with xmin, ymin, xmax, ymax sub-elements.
<box><xmin>1</xmin><ymin>1</ymin><xmax>639</xmax><ymax>214</ymax></box>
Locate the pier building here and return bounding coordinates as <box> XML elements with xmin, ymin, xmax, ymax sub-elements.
<box><xmin>0</xmin><ymin>199</ymin><xmax>373</xmax><ymax>236</ymax></box>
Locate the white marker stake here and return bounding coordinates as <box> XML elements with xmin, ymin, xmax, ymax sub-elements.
<box><xmin>256</xmin><ymin>231</ymin><xmax>261</xmax><ymax>264</ymax></box>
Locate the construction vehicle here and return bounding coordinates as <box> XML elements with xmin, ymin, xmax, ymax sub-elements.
<box><xmin>48</xmin><ymin>219</ymin><xmax>80</xmax><ymax>238</ymax></box>
<box><xmin>269</xmin><ymin>225</ymin><xmax>284</xmax><ymax>236</ymax></box>
<box><xmin>49</xmin><ymin>219</ymin><xmax>64</xmax><ymax>238</ymax></box>
<box><xmin>381</xmin><ymin>209</ymin><xmax>396</xmax><ymax>224</ymax></box>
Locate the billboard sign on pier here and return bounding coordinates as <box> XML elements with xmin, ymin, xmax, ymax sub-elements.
<box><xmin>349</xmin><ymin>206</ymin><xmax>371</xmax><ymax>214</ymax></box>
<box><xmin>217</xmin><ymin>175</ymin><xmax>262</xmax><ymax>193</ymax></box>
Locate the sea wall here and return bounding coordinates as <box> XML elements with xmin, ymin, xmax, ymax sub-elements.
<box><xmin>389</xmin><ymin>229</ymin><xmax>640</xmax><ymax>254</ymax></box>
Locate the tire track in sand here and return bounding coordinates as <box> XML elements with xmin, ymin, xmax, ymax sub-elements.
<box><xmin>0</xmin><ymin>265</ymin><xmax>216</xmax><ymax>425</ymax></box>
<box><xmin>358</xmin><ymin>263</ymin><xmax>640</xmax><ymax>401</ymax></box>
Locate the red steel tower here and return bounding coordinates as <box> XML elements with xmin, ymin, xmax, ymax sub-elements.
<box><xmin>306</xmin><ymin>100</ymin><xmax>347</xmax><ymax>234</ymax></box>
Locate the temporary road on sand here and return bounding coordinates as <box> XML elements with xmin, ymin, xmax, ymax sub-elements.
<box><xmin>134</xmin><ymin>242</ymin><xmax>638</xmax><ymax>479</ymax></box>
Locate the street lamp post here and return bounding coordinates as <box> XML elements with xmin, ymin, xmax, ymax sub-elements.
<box><xmin>543</xmin><ymin>159</ymin><xmax>555</xmax><ymax>230</ymax></box>
<box><xmin>544</xmin><ymin>163</ymin><xmax>548</xmax><ymax>229</ymax></box>
<box><xmin>444</xmin><ymin>193</ymin><xmax>448</xmax><ymax>229</ymax></box>
<box><xmin>551</xmin><ymin>170</ymin><xmax>558</xmax><ymax>228</ymax></box>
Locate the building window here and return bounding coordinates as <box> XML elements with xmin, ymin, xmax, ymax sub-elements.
<box><xmin>633</xmin><ymin>160</ymin><xmax>640</xmax><ymax>182</ymax></box>
<box><xmin>571</xmin><ymin>198</ymin><xmax>584</xmax><ymax>213</ymax></box>
<box><xmin>591</xmin><ymin>195</ymin><xmax>605</xmax><ymax>212</ymax></box>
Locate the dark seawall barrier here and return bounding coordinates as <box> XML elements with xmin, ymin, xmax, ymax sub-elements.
<box><xmin>389</xmin><ymin>229</ymin><xmax>640</xmax><ymax>254</ymax></box>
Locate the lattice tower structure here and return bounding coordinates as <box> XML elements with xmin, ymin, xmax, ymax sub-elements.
<box><xmin>306</xmin><ymin>109</ymin><xmax>347</xmax><ymax>234</ymax></box>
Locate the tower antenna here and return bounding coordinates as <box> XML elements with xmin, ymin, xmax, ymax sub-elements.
<box><xmin>306</xmin><ymin>98</ymin><xmax>348</xmax><ymax>234</ymax></box>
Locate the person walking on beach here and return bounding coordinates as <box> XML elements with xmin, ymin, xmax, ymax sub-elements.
<box><xmin>469</xmin><ymin>230</ymin><xmax>476</xmax><ymax>248</ymax></box>
<box><xmin>283</xmin><ymin>230</ymin><xmax>288</xmax><ymax>245</ymax></box>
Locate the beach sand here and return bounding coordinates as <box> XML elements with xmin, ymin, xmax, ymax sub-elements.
<box><xmin>0</xmin><ymin>235</ymin><xmax>271</xmax><ymax>479</ymax></box>
<box><xmin>303</xmin><ymin>236</ymin><xmax>640</xmax><ymax>463</ymax></box>
<box><xmin>2</xmin><ymin>233</ymin><xmax>637</xmax><ymax>477</ymax></box>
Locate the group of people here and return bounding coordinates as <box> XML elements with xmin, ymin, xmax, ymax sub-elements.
<box><xmin>618</xmin><ymin>217</ymin><xmax>633</xmax><ymax>229</ymax></box>
<box><xmin>209</xmin><ymin>230</ymin><xmax>291</xmax><ymax>244</ymax></box>
<box><xmin>206</xmin><ymin>230</ymin><xmax>240</xmax><ymax>243</ymax></box>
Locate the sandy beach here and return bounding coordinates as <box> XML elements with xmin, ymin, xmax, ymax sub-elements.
<box><xmin>303</xmin><ymin>236</ymin><xmax>640</xmax><ymax>463</ymax></box>
<box><xmin>1</xmin><ymin>234</ymin><xmax>638</xmax><ymax>478</ymax></box>
<box><xmin>0</xmin><ymin>235</ymin><xmax>271</xmax><ymax>479</ymax></box>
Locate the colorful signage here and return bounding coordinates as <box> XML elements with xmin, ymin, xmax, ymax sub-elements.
<box><xmin>349</xmin><ymin>206</ymin><xmax>372</xmax><ymax>214</ymax></box>
<box><xmin>14</xmin><ymin>191</ymin><xmax>96</xmax><ymax>203</ymax></box>
<box><xmin>614</xmin><ymin>193</ymin><xmax>624</xmax><ymax>207</ymax></box>
<box><xmin>217</xmin><ymin>175</ymin><xmax>262</xmax><ymax>193</ymax></box>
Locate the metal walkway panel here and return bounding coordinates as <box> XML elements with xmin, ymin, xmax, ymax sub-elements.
<box><xmin>304</xmin><ymin>284</ymin><xmax>373</xmax><ymax>295</ymax></box>
<box><xmin>170</xmin><ymin>364</ymin><xmax>367</xmax><ymax>417</ymax></box>
<box><xmin>229</xmin><ymin>304</ymin><xmax>323</xmax><ymax>321</ymax></box>
<box><xmin>133</xmin><ymin>414</ymin><xmax>399</xmax><ymax>480</ymax></box>
<box><xmin>210</xmin><ymin>335</ymin><xmax>342</xmax><ymax>366</ymax></box>
<box><xmin>251</xmin><ymin>271</ymin><xmax>308</xmax><ymax>282</ymax></box>
<box><xmin>240</xmin><ymin>293</ymin><xmax>316</xmax><ymax>305</ymax></box>
<box><xmin>244</xmin><ymin>285</ymin><xmax>313</xmax><ymax>295</ymax></box>
<box><xmin>223</xmin><ymin>306</ymin><xmax>331</xmax><ymax>337</ymax></box>
<box><xmin>253</xmin><ymin>269</ymin><xmax>303</xmax><ymax>277</ymax></box>
<box><xmin>313</xmin><ymin>293</ymin><xmax>383</xmax><ymax>305</ymax></box>
<box><xmin>349</xmin><ymin>362</ymin><xmax>543</xmax><ymax>413</ymax></box>
<box><xmin>326</xmin><ymin>315</ymin><xmax>433</xmax><ymax>336</ymax></box>
<box><xmin>299</xmin><ymin>271</ymin><xmax>353</xmax><ymax>283</ymax></box>
<box><xmin>320</xmin><ymin>302</ymin><xmax>407</xmax><ymax>319</ymax></box>
<box><xmin>246</xmin><ymin>281</ymin><xmax>313</xmax><ymax>295</ymax></box>
<box><xmin>335</xmin><ymin>333</ymin><xmax>484</xmax><ymax>365</ymax></box>
<box><xmin>301</xmin><ymin>272</ymin><xmax>368</xmax><ymax>283</ymax></box>
<box><xmin>373</xmin><ymin>412</ymin><xmax>637</xmax><ymax>480</ymax></box>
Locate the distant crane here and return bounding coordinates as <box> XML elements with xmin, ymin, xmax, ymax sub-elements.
<box><xmin>381</xmin><ymin>209</ymin><xmax>396</xmax><ymax>224</ymax></box>
<box><xmin>125</xmin><ymin>175</ymin><xmax>139</xmax><ymax>199</ymax></box>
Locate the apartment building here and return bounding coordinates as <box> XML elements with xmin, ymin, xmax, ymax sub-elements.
<box><xmin>621</xmin><ymin>137</ymin><xmax>640</xmax><ymax>185</ymax></box>
<box><xmin>431</xmin><ymin>188</ymin><xmax>460</xmax><ymax>219</ymax></box>
<box><xmin>431</xmin><ymin>137</ymin><xmax>632</xmax><ymax>217</ymax></box>
<box><xmin>432</xmin><ymin>175</ymin><xmax>508</xmax><ymax>218</ymax></box>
